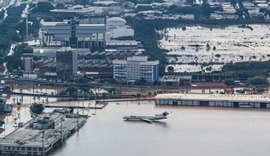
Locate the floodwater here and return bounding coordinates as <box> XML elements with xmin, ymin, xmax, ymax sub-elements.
<box><xmin>159</xmin><ymin>25</ymin><xmax>270</xmax><ymax>73</ymax></box>
<box><xmin>50</xmin><ymin>101</ymin><xmax>270</xmax><ymax>156</ymax></box>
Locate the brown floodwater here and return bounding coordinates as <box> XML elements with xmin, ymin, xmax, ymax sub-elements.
<box><xmin>50</xmin><ymin>101</ymin><xmax>270</xmax><ymax>156</ymax></box>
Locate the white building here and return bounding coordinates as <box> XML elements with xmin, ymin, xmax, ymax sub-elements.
<box><xmin>113</xmin><ymin>56</ymin><xmax>159</xmax><ymax>83</ymax></box>
<box><xmin>106</xmin><ymin>17</ymin><xmax>134</xmax><ymax>40</ymax></box>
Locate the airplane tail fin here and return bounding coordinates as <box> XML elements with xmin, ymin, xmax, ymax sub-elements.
<box><xmin>162</xmin><ymin>111</ymin><xmax>169</xmax><ymax>117</ymax></box>
<box><xmin>155</xmin><ymin>111</ymin><xmax>169</xmax><ymax>117</ymax></box>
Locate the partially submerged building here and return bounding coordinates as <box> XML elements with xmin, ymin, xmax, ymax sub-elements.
<box><xmin>155</xmin><ymin>93</ymin><xmax>270</xmax><ymax>108</ymax></box>
<box><xmin>0</xmin><ymin>112</ymin><xmax>86</xmax><ymax>155</ymax></box>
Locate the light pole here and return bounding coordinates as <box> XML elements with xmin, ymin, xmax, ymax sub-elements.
<box><xmin>60</xmin><ymin>117</ymin><xmax>64</xmax><ymax>142</ymax></box>
<box><xmin>42</xmin><ymin>130</ymin><xmax>45</xmax><ymax>156</ymax></box>
<box><xmin>82</xmin><ymin>90</ymin><xmax>84</xmax><ymax>116</ymax></box>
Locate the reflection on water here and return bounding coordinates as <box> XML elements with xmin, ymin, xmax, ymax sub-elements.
<box><xmin>0</xmin><ymin>106</ymin><xmax>32</xmax><ymax>137</ymax></box>
<box><xmin>51</xmin><ymin>101</ymin><xmax>270</xmax><ymax>156</ymax></box>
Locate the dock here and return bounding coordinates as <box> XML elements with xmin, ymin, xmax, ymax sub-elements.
<box><xmin>0</xmin><ymin>112</ymin><xmax>87</xmax><ymax>155</ymax></box>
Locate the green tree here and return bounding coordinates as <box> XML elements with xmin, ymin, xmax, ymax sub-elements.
<box><xmin>32</xmin><ymin>2</ymin><xmax>54</xmax><ymax>13</ymax></box>
<box><xmin>0</xmin><ymin>120</ymin><xmax>5</xmax><ymax>127</ymax></box>
<box><xmin>224</xmin><ymin>79</ymin><xmax>234</xmax><ymax>86</ymax></box>
<box><xmin>65</xmin><ymin>87</ymin><xmax>78</xmax><ymax>95</ymax></box>
<box><xmin>5</xmin><ymin>56</ymin><xmax>23</xmax><ymax>71</ymax></box>
<box><xmin>30</xmin><ymin>103</ymin><xmax>44</xmax><ymax>115</ymax></box>
<box><xmin>75</xmin><ymin>76</ymin><xmax>91</xmax><ymax>84</ymax></box>
<box><xmin>247</xmin><ymin>76</ymin><xmax>268</xmax><ymax>86</ymax></box>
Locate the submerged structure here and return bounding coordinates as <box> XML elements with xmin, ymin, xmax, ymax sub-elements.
<box><xmin>0</xmin><ymin>112</ymin><xmax>87</xmax><ymax>155</ymax></box>
<box><xmin>155</xmin><ymin>93</ymin><xmax>270</xmax><ymax>108</ymax></box>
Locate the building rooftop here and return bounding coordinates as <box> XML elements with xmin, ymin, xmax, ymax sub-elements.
<box><xmin>0</xmin><ymin>113</ymin><xmax>85</xmax><ymax>148</ymax></box>
<box><xmin>41</xmin><ymin>21</ymin><xmax>105</xmax><ymax>27</ymax></box>
<box><xmin>127</xmin><ymin>56</ymin><xmax>148</xmax><ymax>62</ymax></box>
<box><xmin>161</xmin><ymin>75</ymin><xmax>192</xmax><ymax>81</ymax></box>
<box><xmin>155</xmin><ymin>93</ymin><xmax>270</xmax><ymax>103</ymax></box>
<box><xmin>106</xmin><ymin>40</ymin><xmax>138</xmax><ymax>46</ymax></box>
<box><xmin>0</xmin><ymin>113</ymin><xmax>64</xmax><ymax>148</ymax></box>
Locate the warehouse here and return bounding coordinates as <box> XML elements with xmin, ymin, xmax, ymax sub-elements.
<box><xmin>155</xmin><ymin>93</ymin><xmax>270</xmax><ymax>108</ymax></box>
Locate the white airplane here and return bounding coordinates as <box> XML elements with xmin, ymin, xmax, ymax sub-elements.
<box><xmin>123</xmin><ymin>112</ymin><xmax>169</xmax><ymax>123</ymax></box>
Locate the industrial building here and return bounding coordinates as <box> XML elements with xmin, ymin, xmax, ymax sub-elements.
<box><xmin>106</xmin><ymin>40</ymin><xmax>143</xmax><ymax>52</ymax></box>
<box><xmin>113</xmin><ymin>56</ymin><xmax>159</xmax><ymax>83</ymax></box>
<box><xmin>0</xmin><ymin>112</ymin><xmax>86</xmax><ymax>155</ymax></box>
<box><xmin>56</xmin><ymin>48</ymin><xmax>77</xmax><ymax>80</ymax></box>
<box><xmin>40</xmin><ymin>19</ymin><xmax>106</xmax><ymax>51</ymax></box>
<box><xmin>155</xmin><ymin>93</ymin><xmax>270</xmax><ymax>108</ymax></box>
<box><xmin>160</xmin><ymin>75</ymin><xmax>192</xmax><ymax>87</ymax></box>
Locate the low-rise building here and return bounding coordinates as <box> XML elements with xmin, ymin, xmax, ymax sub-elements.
<box><xmin>106</xmin><ymin>40</ymin><xmax>143</xmax><ymax>52</ymax></box>
<box><xmin>160</xmin><ymin>75</ymin><xmax>192</xmax><ymax>87</ymax></box>
<box><xmin>155</xmin><ymin>93</ymin><xmax>270</xmax><ymax>108</ymax></box>
<box><xmin>0</xmin><ymin>112</ymin><xmax>86</xmax><ymax>155</ymax></box>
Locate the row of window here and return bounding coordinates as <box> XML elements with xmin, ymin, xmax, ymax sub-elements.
<box><xmin>4</xmin><ymin>146</ymin><xmax>43</xmax><ymax>152</ymax></box>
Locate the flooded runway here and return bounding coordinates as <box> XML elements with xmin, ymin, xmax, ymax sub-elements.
<box><xmin>51</xmin><ymin>101</ymin><xmax>270</xmax><ymax>156</ymax></box>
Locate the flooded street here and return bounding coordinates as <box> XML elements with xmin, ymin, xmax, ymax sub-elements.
<box><xmin>50</xmin><ymin>101</ymin><xmax>270</xmax><ymax>156</ymax></box>
<box><xmin>159</xmin><ymin>24</ymin><xmax>270</xmax><ymax>73</ymax></box>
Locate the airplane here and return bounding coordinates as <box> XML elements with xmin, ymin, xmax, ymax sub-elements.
<box><xmin>123</xmin><ymin>112</ymin><xmax>169</xmax><ymax>123</ymax></box>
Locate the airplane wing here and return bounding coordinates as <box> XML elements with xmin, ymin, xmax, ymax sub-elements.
<box><xmin>141</xmin><ymin>118</ymin><xmax>152</xmax><ymax>124</ymax></box>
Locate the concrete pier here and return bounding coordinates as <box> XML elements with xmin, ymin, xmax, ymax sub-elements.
<box><xmin>0</xmin><ymin>112</ymin><xmax>87</xmax><ymax>155</ymax></box>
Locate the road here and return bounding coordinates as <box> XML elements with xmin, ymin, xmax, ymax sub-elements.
<box><xmin>1</xmin><ymin>76</ymin><xmax>263</xmax><ymax>95</ymax></box>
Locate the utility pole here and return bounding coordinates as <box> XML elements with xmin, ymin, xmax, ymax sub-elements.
<box><xmin>82</xmin><ymin>91</ymin><xmax>84</xmax><ymax>116</ymax></box>
<box><xmin>60</xmin><ymin>117</ymin><xmax>63</xmax><ymax>142</ymax></box>
<box><xmin>42</xmin><ymin>130</ymin><xmax>45</xmax><ymax>156</ymax></box>
<box><xmin>76</xmin><ymin>111</ymin><xmax>79</xmax><ymax>131</ymax></box>
<box><xmin>92</xmin><ymin>85</ymin><xmax>97</xmax><ymax>115</ymax></box>
<box><xmin>25</xmin><ymin>13</ymin><xmax>28</xmax><ymax>41</ymax></box>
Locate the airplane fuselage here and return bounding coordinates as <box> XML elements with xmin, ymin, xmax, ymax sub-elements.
<box><xmin>123</xmin><ymin>115</ymin><xmax>167</xmax><ymax>121</ymax></box>
<box><xmin>123</xmin><ymin>112</ymin><xmax>169</xmax><ymax>123</ymax></box>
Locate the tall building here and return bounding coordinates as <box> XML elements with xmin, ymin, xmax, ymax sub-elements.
<box><xmin>22</xmin><ymin>53</ymin><xmax>33</xmax><ymax>72</ymax></box>
<box><xmin>56</xmin><ymin>48</ymin><xmax>77</xmax><ymax>80</ymax></box>
<box><xmin>40</xmin><ymin>19</ymin><xmax>106</xmax><ymax>51</ymax></box>
<box><xmin>113</xmin><ymin>56</ymin><xmax>159</xmax><ymax>83</ymax></box>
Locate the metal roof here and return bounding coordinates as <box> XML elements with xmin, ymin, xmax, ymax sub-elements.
<box><xmin>155</xmin><ymin>93</ymin><xmax>270</xmax><ymax>103</ymax></box>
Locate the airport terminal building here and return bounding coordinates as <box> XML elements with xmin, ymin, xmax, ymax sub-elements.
<box><xmin>40</xmin><ymin>20</ymin><xmax>106</xmax><ymax>51</ymax></box>
<box><xmin>155</xmin><ymin>93</ymin><xmax>270</xmax><ymax>109</ymax></box>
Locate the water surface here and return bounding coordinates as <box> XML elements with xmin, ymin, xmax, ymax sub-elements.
<box><xmin>53</xmin><ymin>101</ymin><xmax>270</xmax><ymax>156</ymax></box>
